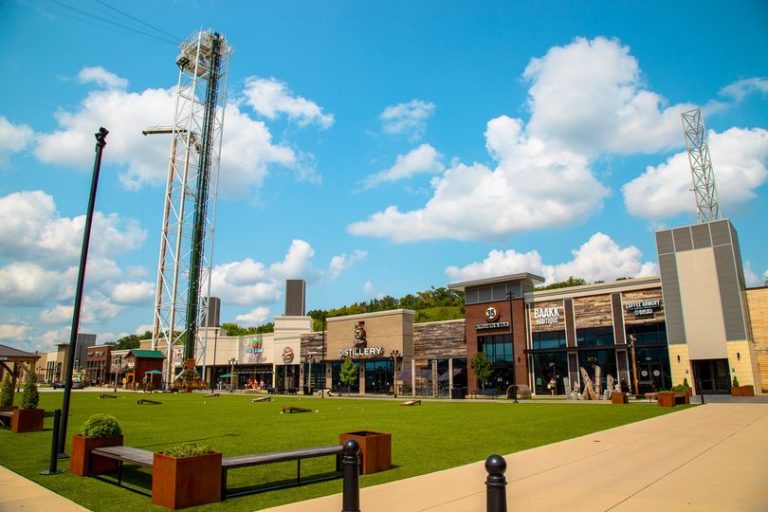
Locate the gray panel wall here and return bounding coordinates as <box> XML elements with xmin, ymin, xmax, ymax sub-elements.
<box><xmin>657</xmin><ymin>252</ymin><xmax>686</xmax><ymax>344</ymax></box>
<box><xmin>713</xmin><ymin>245</ymin><xmax>747</xmax><ymax>341</ymax></box>
<box><xmin>285</xmin><ymin>279</ymin><xmax>306</xmax><ymax>316</ymax></box>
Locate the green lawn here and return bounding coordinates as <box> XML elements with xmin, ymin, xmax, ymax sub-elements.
<box><xmin>0</xmin><ymin>391</ymin><xmax>685</xmax><ymax>511</ymax></box>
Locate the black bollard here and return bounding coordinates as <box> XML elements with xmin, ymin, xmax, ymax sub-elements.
<box><xmin>41</xmin><ymin>409</ymin><xmax>63</xmax><ymax>475</ymax></box>
<box><xmin>341</xmin><ymin>439</ymin><xmax>361</xmax><ymax>512</ymax></box>
<box><xmin>485</xmin><ymin>454</ymin><xmax>507</xmax><ymax>512</ymax></box>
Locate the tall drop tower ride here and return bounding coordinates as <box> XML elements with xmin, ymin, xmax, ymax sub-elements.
<box><xmin>152</xmin><ymin>30</ymin><xmax>231</xmax><ymax>386</ymax></box>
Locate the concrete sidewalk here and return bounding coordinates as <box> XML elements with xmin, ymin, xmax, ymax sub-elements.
<box><xmin>0</xmin><ymin>466</ymin><xmax>88</xmax><ymax>511</ymax></box>
<box><xmin>263</xmin><ymin>403</ymin><xmax>768</xmax><ymax>512</ymax></box>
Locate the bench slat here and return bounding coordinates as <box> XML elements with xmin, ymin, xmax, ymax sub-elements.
<box><xmin>92</xmin><ymin>446</ymin><xmax>154</xmax><ymax>467</ymax></box>
<box><xmin>222</xmin><ymin>445</ymin><xmax>342</xmax><ymax>469</ymax></box>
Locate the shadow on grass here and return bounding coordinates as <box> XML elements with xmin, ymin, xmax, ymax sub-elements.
<box><xmin>225</xmin><ymin>470</ymin><xmax>342</xmax><ymax>499</ymax></box>
<box><xmin>134</xmin><ymin>432</ymin><xmax>241</xmax><ymax>449</ymax></box>
<box><xmin>92</xmin><ymin>467</ymin><xmax>153</xmax><ymax>497</ymax></box>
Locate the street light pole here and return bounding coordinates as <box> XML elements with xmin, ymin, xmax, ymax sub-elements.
<box><xmin>59</xmin><ymin>127</ymin><xmax>109</xmax><ymax>457</ymax></box>
<box><xmin>229</xmin><ymin>358</ymin><xmax>236</xmax><ymax>392</ymax></box>
<box><xmin>628</xmin><ymin>334</ymin><xmax>639</xmax><ymax>397</ymax></box>
<box><xmin>390</xmin><ymin>350</ymin><xmax>401</xmax><ymax>398</ymax></box>
<box><xmin>505</xmin><ymin>292</ymin><xmax>518</xmax><ymax>403</ymax></box>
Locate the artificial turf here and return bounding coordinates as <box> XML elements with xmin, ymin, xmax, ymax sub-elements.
<box><xmin>0</xmin><ymin>390</ymin><xmax>686</xmax><ymax>511</ymax></box>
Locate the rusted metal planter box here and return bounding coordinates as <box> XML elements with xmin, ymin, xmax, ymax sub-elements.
<box><xmin>71</xmin><ymin>435</ymin><xmax>124</xmax><ymax>476</ymax></box>
<box><xmin>340</xmin><ymin>430</ymin><xmax>391</xmax><ymax>475</ymax></box>
<box><xmin>11</xmin><ymin>408</ymin><xmax>44</xmax><ymax>433</ymax></box>
<box><xmin>611</xmin><ymin>391</ymin><xmax>628</xmax><ymax>404</ymax></box>
<box><xmin>151</xmin><ymin>451</ymin><xmax>222</xmax><ymax>509</ymax></box>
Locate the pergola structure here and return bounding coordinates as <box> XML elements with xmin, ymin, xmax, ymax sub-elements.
<box><xmin>0</xmin><ymin>344</ymin><xmax>40</xmax><ymax>391</ymax></box>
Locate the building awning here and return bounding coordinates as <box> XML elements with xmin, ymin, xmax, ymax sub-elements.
<box><xmin>128</xmin><ymin>349</ymin><xmax>165</xmax><ymax>359</ymax></box>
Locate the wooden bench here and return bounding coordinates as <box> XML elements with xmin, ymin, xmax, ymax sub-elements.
<box><xmin>644</xmin><ymin>392</ymin><xmax>658</xmax><ymax>402</ymax></box>
<box><xmin>221</xmin><ymin>445</ymin><xmax>343</xmax><ymax>498</ymax></box>
<box><xmin>91</xmin><ymin>446</ymin><xmax>154</xmax><ymax>486</ymax></box>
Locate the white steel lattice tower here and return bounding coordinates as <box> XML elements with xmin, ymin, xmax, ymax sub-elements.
<box><xmin>681</xmin><ymin>108</ymin><xmax>720</xmax><ymax>223</ymax></box>
<box><xmin>152</xmin><ymin>30</ymin><xmax>231</xmax><ymax>387</ymax></box>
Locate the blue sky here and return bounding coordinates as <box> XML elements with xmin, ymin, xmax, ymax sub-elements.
<box><xmin>1</xmin><ymin>0</ymin><xmax>767</xmax><ymax>352</ymax></box>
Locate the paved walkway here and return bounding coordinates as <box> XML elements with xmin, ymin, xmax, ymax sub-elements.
<box><xmin>263</xmin><ymin>403</ymin><xmax>768</xmax><ymax>512</ymax></box>
<box><xmin>1</xmin><ymin>403</ymin><xmax>766</xmax><ymax>511</ymax></box>
<box><xmin>0</xmin><ymin>466</ymin><xmax>88</xmax><ymax>511</ymax></box>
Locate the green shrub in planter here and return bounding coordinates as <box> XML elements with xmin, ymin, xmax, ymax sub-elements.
<box><xmin>732</xmin><ymin>375</ymin><xmax>740</xmax><ymax>388</ymax></box>
<box><xmin>20</xmin><ymin>372</ymin><xmax>40</xmax><ymax>410</ymax></box>
<box><xmin>0</xmin><ymin>374</ymin><xmax>13</xmax><ymax>408</ymax></box>
<box><xmin>161</xmin><ymin>442</ymin><xmax>213</xmax><ymax>458</ymax></box>
<box><xmin>80</xmin><ymin>414</ymin><xmax>123</xmax><ymax>438</ymax></box>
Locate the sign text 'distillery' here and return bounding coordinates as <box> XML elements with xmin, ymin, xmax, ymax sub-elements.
<box><xmin>339</xmin><ymin>346</ymin><xmax>385</xmax><ymax>358</ymax></box>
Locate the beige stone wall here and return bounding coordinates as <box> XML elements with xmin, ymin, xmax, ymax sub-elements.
<box><xmin>677</xmin><ymin>249</ymin><xmax>728</xmax><ymax>359</ymax></box>
<box><xmin>726</xmin><ymin>341</ymin><xmax>760</xmax><ymax>390</ymax></box>
<box><xmin>668</xmin><ymin>344</ymin><xmax>691</xmax><ymax>391</ymax></box>
<box><xmin>326</xmin><ymin>309</ymin><xmax>415</xmax><ymax>361</ymax></box>
<box><xmin>747</xmin><ymin>287</ymin><xmax>768</xmax><ymax>392</ymax></box>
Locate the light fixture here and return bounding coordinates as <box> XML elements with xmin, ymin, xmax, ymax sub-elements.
<box><xmin>677</xmin><ymin>354</ymin><xmax>681</xmax><ymax>363</ymax></box>
<box><xmin>737</xmin><ymin>352</ymin><xmax>741</xmax><ymax>361</ymax></box>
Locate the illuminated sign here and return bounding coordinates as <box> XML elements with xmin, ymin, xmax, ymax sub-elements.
<box><xmin>339</xmin><ymin>346</ymin><xmax>385</xmax><ymax>358</ymax></box>
<box><xmin>624</xmin><ymin>299</ymin><xmax>662</xmax><ymax>316</ymax></box>
<box><xmin>475</xmin><ymin>321</ymin><xmax>510</xmax><ymax>330</ymax></box>
<box><xmin>533</xmin><ymin>307</ymin><xmax>560</xmax><ymax>325</ymax></box>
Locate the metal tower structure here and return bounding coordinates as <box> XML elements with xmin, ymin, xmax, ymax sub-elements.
<box><xmin>681</xmin><ymin>108</ymin><xmax>721</xmax><ymax>223</ymax></box>
<box><xmin>152</xmin><ymin>30</ymin><xmax>231</xmax><ymax>387</ymax></box>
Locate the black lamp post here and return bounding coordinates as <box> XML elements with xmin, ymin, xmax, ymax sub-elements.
<box><xmin>58</xmin><ymin>127</ymin><xmax>108</xmax><ymax>457</ymax></box>
<box><xmin>390</xmin><ymin>350</ymin><xmax>401</xmax><ymax>398</ymax></box>
<box><xmin>505</xmin><ymin>292</ymin><xmax>518</xmax><ymax>403</ymax></box>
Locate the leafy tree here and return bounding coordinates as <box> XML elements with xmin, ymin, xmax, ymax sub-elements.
<box><xmin>20</xmin><ymin>371</ymin><xmax>39</xmax><ymax>410</ymax></box>
<box><xmin>536</xmin><ymin>276</ymin><xmax>587</xmax><ymax>291</ymax></box>
<box><xmin>0</xmin><ymin>374</ymin><xmax>13</xmax><ymax>408</ymax></box>
<box><xmin>220</xmin><ymin>322</ymin><xmax>274</xmax><ymax>336</ymax></box>
<box><xmin>339</xmin><ymin>357</ymin><xmax>358</xmax><ymax>390</ymax></box>
<box><xmin>111</xmin><ymin>330</ymin><xmax>152</xmax><ymax>350</ymax></box>
<box><xmin>471</xmin><ymin>352</ymin><xmax>493</xmax><ymax>390</ymax></box>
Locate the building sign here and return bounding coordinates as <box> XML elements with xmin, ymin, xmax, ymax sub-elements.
<box><xmin>243</xmin><ymin>336</ymin><xmax>263</xmax><ymax>363</ymax></box>
<box><xmin>353</xmin><ymin>321</ymin><xmax>367</xmax><ymax>348</ymax></box>
<box><xmin>475</xmin><ymin>321</ymin><xmax>510</xmax><ymax>330</ymax></box>
<box><xmin>485</xmin><ymin>306</ymin><xmax>499</xmax><ymax>322</ymax></box>
<box><xmin>624</xmin><ymin>299</ymin><xmax>662</xmax><ymax>316</ymax></box>
<box><xmin>339</xmin><ymin>346</ymin><xmax>385</xmax><ymax>358</ymax></box>
<box><xmin>282</xmin><ymin>346</ymin><xmax>294</xmax><ymax>364</ymax></box>
<box><xmin>533</xmin><ymin>307</ymin><xmax>560</xmax><ymax>325</ymax></box>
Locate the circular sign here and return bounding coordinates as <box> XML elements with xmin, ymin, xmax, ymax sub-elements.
<box><xmin>282</xmin><ymin>346</ymin><xmax>294</xmax><ymax>364</ymax></box>
<box><xmin>485</xmin><ymin>306</ymin><xmax>499</xmax><ymax>322</ymax></box>
<box><xmin>640</xmin><ymin>370</ymin><xmax>649</xmax><ymax>377</ymax></box>
<box><xmin>652</xmin><ymin>370</ymin><xmax>661</xmax><ymax>377</ymax></box>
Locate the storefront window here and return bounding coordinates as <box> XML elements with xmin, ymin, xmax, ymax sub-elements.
<box><xmin>532</xmin><ymin>330</ymin><xmax>567</xmax><ymax>350</ymax></box>
<box><xmin>532</xmin><ymin>352</ymin><xmax>568</xmax><ymax>395</ymax></box>
<box><xmin>627</xmin><ymin>322</ymin><xmax>667</xmax><ymax>345</ymax></box>
<box><xmin>478</xmin><ymin>334</ymin><xmax>513</xmax><ymax>363</ymax></box>
<box><xmin>364</xmin><ymin>359</ymin><xmax>393</xmax><ymax>394</ymax></box>
<box><xmin>577</xmin><ymin>349</ymin><xmax>617</xmax><ymax>390</ymax></box>
<box><xmin>331</xmin><ymin>361</ymin><xmax>360</xmax><ymax>393</ymax></box>
<box><xmin>576</xmin><ymin>327</ymin><xmax>614</xmax><ymax>347</ymax></box>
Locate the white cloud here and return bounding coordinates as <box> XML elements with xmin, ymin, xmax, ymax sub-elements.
<box><xmin>235</xmin><ymin>307</ymin><xmax>270</xmax><ymax>326</ymax></box>
<box><xmin>78</xmin><ymin>66</ymin><xmax>128</xmax><ymax>89</ymax></box>
<box><xmin>40</xmin><ymin>328</ymin><xmax>71</xmax><ymax>347</ymax></box>
<box><xmin>0</xmin><ymin>190</ymin><xmax>145</xmax><ymax>265</ymax></box>
<box><xmin>349</xmin><ymin>116</ymin><xmax>608</xmax><ymax>242</ymax></box>
<box><xmin>211</xmin><ymin>240</ymin><xmax>322</xmax><ymax>306</ymax></box>
<box><xmin>524</xmin><ymin>36</ymin><xmax>693</xmax><ymax>155</ymax></box>
<box><xmin>380</xmin><ymin>99</ymin><xmax>435</xmax><ymax>141</ymax></box>
<box><xmin>0</xmin><ymin>324</ymin><xmax>30</xmax><ymax>341</ymax></box>
<box><xmin>363</xmin><ymin>281</ymin><xmax>376</xmax><ymax>297</ymax></box>
<box><xmin>327</xmin><ymin>250</ymin><xmax>367</xmax><ymax>281</ymax></box>
<box><xmin>743</xmin><ymin>262</ymin><xmax>761</xmax><ymax>288</ymax></box>
<box><xmin>0</xmin><ymin>262</ymin><xmax>69</xmax><ymax>306</ymax></box>
<box><xmin>362</xmin><ymin>144</ymin><xmax>444</xmax><ymax>190</ymax></box>
<box><xmin>111</xmin><ymin>281</ymin><xmax>154</xmax><ymax>304</ymax></box>
<box><xmin>39</xmin><ymin>305</ymin><xmax>73</xmax><ymax>324</ymax></box>
<box><xmin>0</xmin><ymin>116</ymin><xmax>35</xmax><ymax>165</ymax></box>
<box><xmin>446</xmin><ymin>233</ymin><xmax>656</xmax><ymax>285</ymax></box>
<box><xmin>623</xmin><ymin>127</ymin><xmax>768</xmax><ymax>220</ymax></box>
<box><xmin>242</xmin><ymin>77</ymin><xmax>334</xmax><ymax>128</ymax></box>
<box><xmin>34</xmin><ymin>67</ymin><xmax>302</xmax><ymax>196</ymax></box>
<box><xmin>719</xmin><ymin>77</ymin><xmax>768</xmax><ymax>103</ymax></box>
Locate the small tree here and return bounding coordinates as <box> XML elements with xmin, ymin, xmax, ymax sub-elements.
<box><xmin>0</xmin><ymin>374</ymin><xmax>14</xmax><ymax>408</ymax></box>
<box><xmin>471</xmin><ymin>352</ymin><xmax>493</xmax><ymax>390</ymax></box>
<box><xmin>339</xmin><ymin>357</ymin><xmax>358</xmax><ymax>391</ymax></box>
<box><xmin>20</xmin><ymin>370</ymin><xmax>40</xmax><ymax>410</ymax></box>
